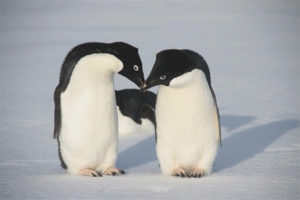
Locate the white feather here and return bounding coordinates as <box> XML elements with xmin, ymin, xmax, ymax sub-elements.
<box><xmin>59</xmin><ymin>53</ymin><xmax>123</xmax><ymax>175</ymax></box>
<box><xmin>156</xmin><ymin>69</ymin><xmax>219</xmax><ymax>175</ymax></box>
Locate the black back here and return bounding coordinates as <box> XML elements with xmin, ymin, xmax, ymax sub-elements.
<box><xmin>115</xmin><ymin>89</ymin><xmax>156</xmax><ymax>126</ymax></box>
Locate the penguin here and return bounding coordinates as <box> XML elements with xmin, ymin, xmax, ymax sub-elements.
<box><xmin>53</xmin><ymin>42</ymin><xmax>145</xmax><ymax>177</ymax></box>
<box><xmin>142</xmin><ymin>49</ymin><xmax>221</xmax><ymax>178</ymax></box>
<box><xmin>115</xmin><ymin>89</ymin><xmax>156</xmax><ymax>135</ymax></box>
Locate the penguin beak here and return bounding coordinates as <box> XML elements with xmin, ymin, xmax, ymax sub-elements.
<box><xmin>138</xmin><ymin>77</ymin><xmax>145</xmax><ymax>88</ymax></box>
<box><xmin>130</xmin><ymin>76</ymin><xmax>145</xmax><ymax>89</ymax></box>
<box><xmin>140</xmin><ymin>82</ymin><xmax>148</xmax><ymax>92</ymax></box>
<box><xmin>118</xmin><ymin>68</ymin><xmax>145</xmax><ymax>89</ymax></box>
<box><xmin>140</xmin><ymin>79</ymin><xmax>155</xmax><ymax>92</ymax></box>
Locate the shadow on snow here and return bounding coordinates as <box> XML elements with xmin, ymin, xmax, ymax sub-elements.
<box><xmin>118</xmin><ymin>116</ymin><xmax>300</xmax><ymax>173</ymax></box>
<box><xmin>215</xmin><ymin>119</ymin><xmax>300</xmax><ymax>172</ymax></box>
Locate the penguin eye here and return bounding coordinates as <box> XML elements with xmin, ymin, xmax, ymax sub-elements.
<box><xmin>133</xmin><ymin>65</ymin><xmax>139</xmax><ymax>71</ymax></box>
<box><xmin>160</xmin><ymin>75</ymin><xmax>166</xmax><ymax>80</ymax></box>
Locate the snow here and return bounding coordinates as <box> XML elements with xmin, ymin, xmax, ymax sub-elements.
<box><xmin>1</xmin><ymin>0</ymin><xmax>299</xmax><ymax>199</ymax></box>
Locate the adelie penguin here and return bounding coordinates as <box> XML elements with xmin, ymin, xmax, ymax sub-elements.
<box><xmin>53</xmin><ymin>42</ymin><xmax>145</xmax><ymax>177</ymax></box>
<box><xmin>115</xmin><ymin>89</ymin><xmax>156</xmax><ymax>135</ymax></box>
<box><xmin>143</xmin><ymin>49</ymin><xmax>221</xmax><ymax>178</ymax></box>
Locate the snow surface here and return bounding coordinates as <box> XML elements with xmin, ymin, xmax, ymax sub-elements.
<box><xmin>1</xmin><ymin>0</ymin><xmax>299</xmax><ymax>199</ymax></box>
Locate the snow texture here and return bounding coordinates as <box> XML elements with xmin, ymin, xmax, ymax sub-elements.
<box><xmin>0</xmin><ymin>0</ymin><xmax>299</xmax><ymax>199</ymax></box>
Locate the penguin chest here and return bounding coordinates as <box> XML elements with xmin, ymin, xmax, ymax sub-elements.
<box><xmin>156</xmin><ymin>72</ymin><xmax>218</xmax><ymax>165</ymax></box>
<box><xmin>59</xmin><ymin>84</ymin><xmax>118</xmax><ymax>159</ymax></box>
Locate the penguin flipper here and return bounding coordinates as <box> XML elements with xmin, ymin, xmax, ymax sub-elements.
<box><xmin>132</xmin><ymin>116</ymin><xmax>142</xmax><ymax>124</ymax></box>
<box><xmin>210</xmin><ymin>87</ymin><xmax>222</xmax><ymax>146</ymax></box>
<box><xmin>139</xmin><ymin>103</ymin><xmax>156</xmax><ymax>125</ymax></box>
<box><xmin>53</xmin><ymin>85</ymin><xmax>62</xmax><ymax>139</ymax></box>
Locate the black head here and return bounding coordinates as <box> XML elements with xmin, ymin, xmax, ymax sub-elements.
<box><xmin>58</xmin><ymin>42</ymin><xmax>145</xmax><ymax>92</ymax></box>
<box><xmin>143</xmin><ymin>49</ymin><xmax>195</xmax><ymax>90</ymax></box>
<box><xmin>143</xmin><ymin>49</ymin><xmax>211</xmax><ymax>90</ymax></box>
<box><xmin>110</xmin><ymin>42</ymin><xmax>145</xmax><ymax>88</ymax></box>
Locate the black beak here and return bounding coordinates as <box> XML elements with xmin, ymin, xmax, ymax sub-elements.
<box><xmin>118</xmin><ymin>67</ymin><xmax>145</xmax><ymax>89</ymax></box>
<box><xmin>140</xmin><ymin>82</ymin><xmax>147</xmax><ymax>92</ymax></box>
<box><xmin>138</xmin><ymin>77</ymin><xmax>145</xmax><ymax>88</ymax></box>
<box><xmin>140</xmin><ymin>79</ymin><xmax>157</xmax><ymax>92</ymax></box>
<box><xmin>130</xmin><ymin>75</ymin><xmax>144</xmax><ymax>89</ymax></box>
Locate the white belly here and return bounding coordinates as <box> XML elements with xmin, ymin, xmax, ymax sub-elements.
<box><xmin>156</xmin><ymin>69</ymin><xmax>219</xmax><ymax>174</ymax></box>
<box><xmin>59</xmin><ymin>85</ymin><xmax>118</xmax><ymax>172</ymax></box>
<box><xmin>117</xmin><ymin>107</ymin><xmax>155</xmax><ymax>135</ymax></box>
<box><xmin>58</xmin><ymin>54</ymin><xmax>120</xmax><ymax>174</ymax></box>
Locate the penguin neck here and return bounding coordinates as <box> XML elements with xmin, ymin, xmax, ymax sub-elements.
<box><xmin>69</xmin><ymin>53</ymin><xmax>123</xmax><ymax>88</ymax></box>
<box><xmin>167</xmin><ymin>69</ymin><xmax>207</xmax><ymax>90</ymax></box>
<box><xmin>157</xmin><ymin>69</ymin><xmax>213</xmax><ymax>108</ymax></box>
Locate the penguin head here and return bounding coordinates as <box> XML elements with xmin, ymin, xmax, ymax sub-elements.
<box><xmin>143</xmin><ymin>49</ymin><xmax>195</xmax><ymax>90</ymax></box>
<box><xmin>110</xmin><ymin>42</ymin><xmax>145</xmax><ymax>88</ymax></box>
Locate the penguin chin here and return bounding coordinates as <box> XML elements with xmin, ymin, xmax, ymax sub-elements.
<box><xmin>168</xmin><ymin>73</ymin><xmax>194</xmax><ymax>88</ymax></box>
<box><xmin>168</xmin><ymin>81</ymin><xmax>189</xmax><ymax>89</ymax></box>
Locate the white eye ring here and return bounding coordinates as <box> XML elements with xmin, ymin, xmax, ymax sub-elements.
<box><xmin>133</xmin><ymin>65</ymin><xmax>139</xmax><ymax>71</ymax></box>
<box><xmin>160</xmin><ymin>75</ymin><xmax>166</xmax><ymax>80</ymax></box>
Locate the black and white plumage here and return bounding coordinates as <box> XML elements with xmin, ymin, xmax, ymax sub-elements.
<box><xmin>144</xmin><ymin>49</ymin><xmax>221</xmax><ymax>178</ymax></box>
<box><xmin>53</xmin><ymin>42</ymin><xmax>145</xmax><ymax>177</ymax></box>
<box><xmin>115</xmin><ymin>89</ymin><xmax>156</xmax><ymax>135</ymax></box>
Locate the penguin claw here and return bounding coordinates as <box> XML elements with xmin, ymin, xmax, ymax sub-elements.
<box><xmin>104</xmin><ymin>168</ymin><xmax>126</xmax><ymax>176</ymax></box>
<box><xmin>79</xmin><ymin>168</ymin><xmax>101</xmax><ymax>177</ymax></box>
<box><xmin>96</xmin><ymin>171</ymin><xmax>103</xmax><ymax>177</ymax></box>
<box><xmin>191</xmin><ymin>169</ymin><xmax>205</xmax><ymax>178</ymax></box>
<box><xmin>172</xmin><ymin>168</ymin><xmax>189</xmax><ymax>178</ymax></box>
<box><xmin>180</xmin><ymin>172</ymin><xmax>185</xmax><ymax>178</ymax></box>
<box><xmin>191</xmin><ymin>173</ymin><xmax>201</xmax><ymax>178</ymax></box>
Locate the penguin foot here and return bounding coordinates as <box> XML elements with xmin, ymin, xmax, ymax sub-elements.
<box><xmin>191</xmin><ymin>169</ymin><xmax>205</xmax><ymax>178</ymax></box>
<box><xmin>171</xmin><ymin>168</ymin><xmax>190</xmax><ymax>178</ymax></box>
<box><xmin>78</xmin><ymin>168</ymin><xmax>102</xmax><ymax>177</ymax></box>
<box><xmin>104</xmin><ymin>167</ymin><xmax>126</xmax><ymax>176</ymax></box>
